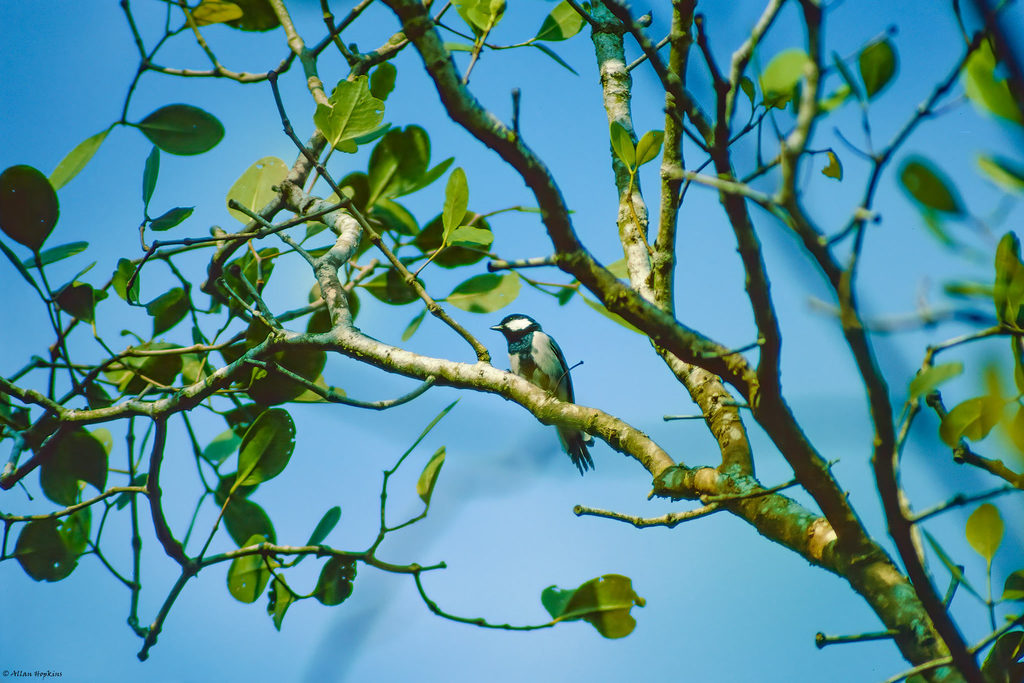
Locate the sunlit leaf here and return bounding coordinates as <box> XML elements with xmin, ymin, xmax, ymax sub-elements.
<box><xmin>402</xmin><ymin>307</ymin><xmax>428</xmax><ymax>341</ymax></box>
<box><xmin>150</xmin><ymin>206</ymin><xmax>194</xmax><ymax>231</ymax></box>
<box><xmin>22</xmin><ymin>241</ymin><xmax>88</xmax><ymax>269</ymax></box>
<box><xmin>609</xmin><ymin>121</ymin><xmax>635</xmax><ymax>169</ymax></box>
<box><xmin>112</xmin><ymin>258</ymin><xmax>140</xmax><ymax>303</ymax></box>
<box><xmin>1002</xmin><ymin>569</ymin><xmax>1024</xmax><ymax>601</ymax></box>
<box><xmin>50</xmin><ymin>128</ymin><xmax>110</xmax><ymax>190</ymax></box>
<box><xmin>978</xmin><ymin>154</ymin><xmax>1024</xmax><ymax>193</ymax></box>
<box><xmin>412</xmin><ymin>213</ymin><xmax>490</xmax><ymax>268</ymax></box>
<box><xmin>448</xmin><ymin>225</ymin><xmax>492</xmax><ymax>248</ymax></box>
<box><xmin>535</xmin><ymin>1</ymin><xmax>585</xmax><ymax>41</ymax></box>
<box><xmin>191</xmin><ymin>0</ymin><xmax>244</xmax><ymax>25</ymax></box>
<box><xmin>226</xmin><ymin>157</ymin><xmax>288</xmax><ymax>223</ymax></box>
<box><xmin>908</xmin><ymin>362</ymin><xmax>963</xmax><ymax>400</ymax></box>
<box><xmin>367</xmin><ymin>126</ymin><xmax>432</xmax><ymax>205</ymax></box>
<box><xmin>964</xmin><ymin>39</ymin><xmax>1023</xmax><ymax>125</ymax></box>
<box><xmin>146</xmin><ymin>287</ymin><xmax>190</xmax><ymax>336</ymax></box>
<box><xmin>267</xmin><ymin>577</ymin><xmax>296</xmax><ymax>630</ymax></box>
<box><xmin>635</xmin><ymin>130</ymin><xmax>664</xmax><ymax>167</ymax></box>
<box><xmin>965</xmin><ymin>503</ymin><xmax>1003</xmax><ymax>564</ymax></box>
<box><xmin>0</xmin><ymin>164</ymin><xmax>59</xmax><ymax>251</ymax></box>
<box><xmin>822</xmin><ymin>151</ymin><xmax>843</xmax><ymax>180</ymax></box>
<box><xmin>442</xmin><ymin>167</ymin><xmax>469</xmax><ymax>241</ymax></box>
<box><xmin>939</xmin><ymin>395</ymin><xmax>1004</xmax><ymax>446</ymax></box>
<box><xmin>203</xmin><ymin>429</ymin><xmax>241</xmax><ymax>464</ymax></box>
<box><xmin>417</xmin><ymin>446</ymin><xmax>445</xmax><ymax>506</ymax></box>
<box><xmin>994</xmin><ymin>232</ymin><xmax>1024</xmax><ymax>325</ymax></box>
<box><xmin>542</xmin><ymin>574</ymin><xmax>645</xmax><ymax>638</ymax></box>
<box><xmin>224</xmin><ymin>0</ymin><xmax>279</xmax><ymax>31</ymax></box>
<box><xmin>981</xmin><ymin>631</ymin><xmax>1024</xmax><ymax>683</ymax></box>
<box><xmin>137</xmin><ymin>104</ymin><xmax>224</xmax><ymax>156</ymax></box>
<box><xmin>369</xmin><ymin>62</ymin><xmax>397</xmax><ymax>101</ymax></box>
<box><xmin>760</xmin><ymin>49</ymin><xmax>809</xmax><ymax>109</ymax></box>
<box><xmin>314</xmin><ymin>76</ymin><xmax>386</xmax><ymax>153</ymax></box>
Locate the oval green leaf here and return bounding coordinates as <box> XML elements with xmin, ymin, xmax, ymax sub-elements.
<box><xmin>549</xmin><ymin>574</ymin><xmax>645</xmax><ymax>639</ymax></box>
<box><xmin>192</xmin><ymin>0</ymin><xmax>244</xmax><ymax>25</ymax></box>
<box><xmin>939</xmin><ymin>395</ymin><xmax>1004</xmax><ymax>446</ymax></box>
<box><xmin>55</xmin><ymin>282</ymin><xmax>98</xmax><ymax>323</ymax></box>
<box><xmin>981</xmin><ymin>631</ymin><xmax>1024</xmax><ymax>683</ymax></box>
<box><xmin>236</xmin><ymin>408</ymin><xmax>296</xmax><ymax>487</ymax></box>
<box><xmin>0</xmin><ymin>164</ymin><xmax>59</xmax><ymax>251</ymax></box>
<box><xmin>635</xmin><ymin>130</ymin><xmax>664</xmax><ymax>167</ymax></box>
<box><xmin>978</xmin><ymin>154</ymin><xmax>1024</xmax><ymax>193</ymax></box>
<box><xmin>369</xmin><ymin>62</ymin><xmax>397</xmax><ymax>101</ymax></box>
<box><xmin>535</xmin><ymin>0</ymin><xmax>585</xmax><ymax>41</ymax></box>
<box><xmin>442</xmin><ymin>167</ymin><xmax>469</xmax><ymax>239</ymax></box>
<box><xmin>964</xmin><ymin>39</ymin><xmax>1023</xmax><ymax>125</ymax></box>
<box><xmin>965</xmin><ymin>502</ymin><xmax>1004</xmax><ymax>563</ymax></box>
<box><xmin>313</xmin><ymin>76</ymin><xmax>385</xmax><ymax>153</ymax></box>
<box><xmin>39</xmin><ymin>428</ymin><xmax>108</xmax><ymax>506</ymax></box>
<box><xmin>227</xmin><ymin>156</ymin><xmax>288</xmax><ymax>223</ymax></box>
<box><xmin>1002</xmin><ymin>569</ymin><xmax>1024</xmax><ymax>601</ymax></box>
<box><xmin>226</xmin><ymin>535</ymin><xmax>274</xmax><ymax>603</ymax></box>
<box><xmin>137</xmin><ymin>104</ymin><xmax>225</xmax><ymax>156</ymax></box>
<box><xmin>142</xmin><ymin>146</ymin><xmax>159</xmax><ymax>209</ymax></box>
<box><xmin>899</xmin><ymin>156</ymin><xmax>965</xmax><ymax>215</ymax></box>
<box><xmin>314</xmin><ymin>556</ymin><xmax>357</xmax><ymax>606</ymax></box>
<box><xmin>15</xmin><ymin>519</ymin><xmax>77</xmax><ymax>582</ymax></box>
<box><xmin>150</xmin><ymin>206</ymin><xmax>194</xmax><ymax>231</ymax></box>
<box><xmin>224</xmin><ymin>497</ymin><xmax>277</xmax><ymax>546</ymax></box>
<box><xmin>760</xmin><ymin>49</ymin><xmax>809</xmax><ymax>109</ymax></box>
<box><xmin>146</xmin><ymin>287</ymin><xmax>190</xmax><ymax>336</ymax></box>
<box><xmin>306</xmin><ymin>506</ymin><xmax>342</xmax><ymax>547</ymax></box>
<box><xmin>822</xmin><ymin>151</ymin><xmax>843</xmax><ymax>180</ymax></box>
<box><xmin>23</xmin><ymin>241</ymin><xmax>88</xmax><ymax>269</ymax></box>
<box><xmin>609</xmin><ymin>121</ymin><xmax>635</xmax><ymax>169</ymax></box>
<box><xmin>858</xmin><ymin>38</ymin><xmax>897</xmax><ymax>98</ymax></box>
<box><xmin>446</xmin><ymin>272</ymin><xmax>520</xmax><ymax>313</ymax></box>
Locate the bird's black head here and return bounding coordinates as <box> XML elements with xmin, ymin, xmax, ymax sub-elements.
<box><xmin>490</xmin><ymin>313</ymin><xmax>540</xmax><ymax>342</ymax></box>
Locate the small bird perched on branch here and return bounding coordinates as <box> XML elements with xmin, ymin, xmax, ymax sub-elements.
<box><xmin>490</xmin><ymin>313</ymin><xmax>594</xmax><ymax>475</ymax></box>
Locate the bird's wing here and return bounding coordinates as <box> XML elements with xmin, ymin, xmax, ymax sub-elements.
<box><xmin>542</xmin><ymin>333</ymin><xmax>575</xmax><ymax>403</ymax></box>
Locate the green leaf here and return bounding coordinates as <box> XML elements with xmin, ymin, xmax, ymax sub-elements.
<box><xmin>446</xmin><ymin>272</ymin><xmax>520</xmax><ymax>313</ymax></box>
<box><xmin>59</xmin><ymin>508</ymin><xmax>91</xmax><ymax>555</ymax></box>
<box><xmin>994</xmin><ymin>232</ymin><xmax>1024</xmax><ymax>325</ymax></box>
<box><xmin>56</xmin><ymin>282</ymin><xmax>98</xmax><ymax>323</ymax></box>
<box><xmin>366</xmin><ymin>126</ymin><xmax>433</xmax><ymax>204</ymax></box>
<box><xmin>23</xmin><ymin>241</ymin><xmax>88</xmax><ymax>269</ymax></box>
<box><xmin>224</xmin><ymin>0</ymin><xmax>279</xmax><ymax>31</ymax></box>
<box><xmin>454</xmin><ymin>0</ymin><xmax>505</xmax><ymax>34</ymax></box>
<box><xmin>39</xmin><ymin>428</ymin><xmax>108</xmax><ymax>505</ymax></box>
<box><xmin>923</xmin><ymin>529</ymin><xmax>982</xmax><ymax>600</ymax></box>
<box><xmin>363</xmin><ymin>268</ymin><xmax>419</xmax><ymax>305</ymax></box>
<box><xmin>939</xmin><ymin>395</ymin><xmax>1004</xmax><ymax>446</ymax></box>
<box><xmin>202</xmin><ymin>429</ymin><xmax>241</xmax><ymax>465</ymax></box>
<box><xmin>908</xmin><ymin>362</ymin><xmax>963</xmax><ymax>400</ymax></box>
<box><xmin>739</xmin><ymin>76</ymin><xmax>756</xmax><ymax>106</ymax></box>
<box><xmin>581</xmin><ymin>294</ymin><xmax>642</xmax><ymax>334</ymax></box>
<box><xmin>821</xmin><ymin>151</ymin><xmax>843</xmax><ymax>180</ymax></box>
<box><xmin>412</xmin><ymin>213</ymin><xmax>490</xmax><ymax>269</ymax></box>
<box><xmin>760</xmin><ymin>49</ymin><xmax>809</xmax><ymax>109</ymax></box>
<box><xmin>965</xmin><ymin>503</ymin><xmax>1003</xmax><ymax>564</ymax></box>
<box><xmin>406</xmin><ymin>157</ymin><xmax>455</xmax><ymax>196</ymax></box>
<box><xmin>306</xmin><ymin>506</ymin><xmax>342</xmax><ymax>547</ymax></box>
<box><xmin>1001</xmin><ymin>569</ymin><xmax>1024</xmax><ymax>601</ymax></box>
<box><xmin>314</xmin><ymin>556</ymin><xmax>357</xmax><ymax>606</ymax></box>
<box><xmin>192</xmin><ymin>0</ymin><xmax>244</xmax><ymax>25</ymax></box>
<box><xmin>149</xmin><ymin>206</ymin><xmax>194</xmax><ymax>231</ymax></box>
<box><xmin>448</xmin><ymin>225</ymin><xmax>493</xmax><ymax>248</ymax></box>
<box><xmin>541</xmin><ymin>585</ymin><xmax>575</xmax><ymax>620</ymax></box>
<box><xmin>899</xmin><ymin>156</ymin><xmax>965</xmax><ymax>215</ymax></box>
<box><xmin>219</xmin><ymin>246</ymin><xmax>279</xmax><ymax>315</ymax></box>
<box><xmin>635</xmin><ymin>130</ymin><xmax>664</xmax><ymax>167</ymax></box>
<box><xmin>981</xmin><ymin>631</ymin><xmax>1024</xmax><ymax>683</ymax></box>
<box><xmin>819</xmin><ymin>84</ymin><xmax>852</xmax><ymax>113</ymax></box>
<box><xmin>535</xmin><ymin>1</ymin><xmax>585</xmax><ymax>41</ymax></box>
<box><xmin>50</xmin><ymin>128</ymin><xmax>111</xmax><ymax>190</ymax></box>
<box><xmin>606</xmin><ymin>259</ymin><xmax>629</xmax><ymax>279</ymax></box>
<box><xmin>372</xmin><ymin>200</ymin><xmax>420</xmax><ymax>237</ymax></box>
<box><xmin>402</xmin><ymin>307</ymin><xmax>428</xmax><ymax>342</ymax></box>
<box><xmin>858</xmin><ymin>38</ymin><xmax>897</xmax><ymax>98</ymax></box>
<box><xmin>442</xmin><ymin>167</ymin><xmax>469</xmax><ymax>241</ymax></box>
<box><xmin>964</xmin><ymin>39</ymin><xmax>1023</xmax><ymax>125</ymax></box>
<box><xmin>112</xmin><ymin>258</ymin><xmax>140</xmax><ymax>303</ymax></box>
<box><xmin>146</xmin><ymin>287</ymin><xmax>190</xmax><ymax>336</ymax></box>
<box><xmin>227</xmin><ymin>156</ymin><xmax>288</xmax><ymax>223</ymax></box>
<box><xmin>115</xmin><ymin>474</ymin><xmax>147</xmax><ymax>509</ymax></box>
<box><xmin>417</xmin><ymin>446</ymin><xmax>445</xmax><ymax>506</ymax></box>
<box><xmin>369</xmin><ymin>62</ymin><xmax>397</xmax><ymax>101</ymax></box>
<box><xmin>978</xmin><ymin>154</ymin><xmax>1024</xmax><ymax>193</ymax></box>
<box><xmin>0</xmin><ymin>164</ymin><xmax>59</xmax><ymax>251</ymax></box>
<box><xmin>223</xmin><ymin>496</ymin><xmax>277</xmax><ymax>546</ymax></box>
<box><xmin>226</xmin><ymin>535</ymin><xmax>274</xmax><ymax>603</ymax></box>
<box><xmin>314</xmin><ymin>76</ymin><xmax>386</xmax><ymax>153</ymax></box>
<box><xmin>14</xmin><ymin>519</ymin><xmax>77</xmax><ymax>582</ymax></box>
<box><xmin>267</xmin><ymin>577</ymin><xmax>296</xmax><ymax>630</ymax></box>
<box><xmin>543</xmin><ymin>575</ymin><xmax>645</xmax><ymax>638</ymax></box>
<box><xmin>530</xmin><ymin>43</ymin><xmax>579</xmax><ymax>76</ymax></box>
<box><xmin>236</xmin><ymin>408</ymin><xmax>296</xmax><ymax>487</ymax></box>
<box><xmin>137</xmin><ymin>105</ymin><xmax>224</xmax><ymax>156</ymax></box>
<box><xmin>398</xmin><ymin>400</ymin><xmax>459</xmax><ymax>466</ymax></box>
<box><xmin>609</xmin><ymin>121</ymin><xmax>635</xmax><ymax>170</ymax></box>
<box><xmin>142</xmin><ymin>146</ymin><xmax>160</xmax><ymax>210</ymax></box>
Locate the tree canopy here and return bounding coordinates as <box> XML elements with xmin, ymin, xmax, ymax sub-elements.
<box><xmin>2</xmin><ymin>1</ymin><xmax>1024</xmax><ymax>681</ymax></box>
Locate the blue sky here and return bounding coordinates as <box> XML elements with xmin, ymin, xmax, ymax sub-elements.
<box><xmin>2</xmin><ymin>1</ymin><xmax>1023</xmax><ymax>681</ymax></box>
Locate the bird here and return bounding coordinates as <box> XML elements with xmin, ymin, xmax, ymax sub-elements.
<box><xmin>490</xmin><ymin>313</ymin><xmax>594</xmax><ymax>475</ymax></box>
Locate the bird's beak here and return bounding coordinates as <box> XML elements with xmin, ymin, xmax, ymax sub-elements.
<box><xmin>489</xmin><ymin>324</ymin><xmax>503</xmax><ymax>332</ymax></box>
